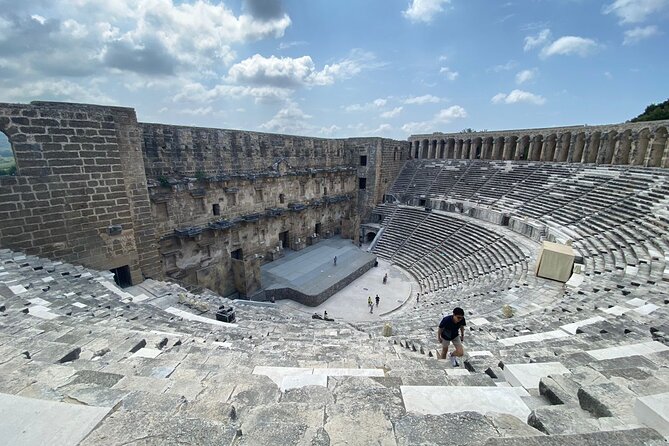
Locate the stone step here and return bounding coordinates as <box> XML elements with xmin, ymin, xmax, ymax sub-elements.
<box><xmin>482</xmin><ymin>428</ymin><xmax>665</xmax><ymax>446</ymax></box>
<box><xmin>635</xmin><ymin>392</ymin><xmax>669</xmax><ymax>438</ymax></box>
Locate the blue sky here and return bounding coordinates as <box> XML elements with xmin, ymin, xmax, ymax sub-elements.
<box><xmin>0</xmin><ymin>0</ymin><xmax>667</xmax><ymax>138</ymax></box>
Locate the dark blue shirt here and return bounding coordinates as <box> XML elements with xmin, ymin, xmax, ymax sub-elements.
<box><xmin>439</xmin><ymin>315</ymin><xmax>466</xmax><ymax>340</ymax></box>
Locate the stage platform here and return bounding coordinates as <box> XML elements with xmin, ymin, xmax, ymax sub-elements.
<box><xmin>261</xmin><ymin>237</ymin><xmax>377</xmax><ymax>306</ymax></box>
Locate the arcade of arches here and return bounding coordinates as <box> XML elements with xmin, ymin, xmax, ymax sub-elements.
<box><xmin>409</xmin><ymin>121</ymin><xmax>669</xmax><ymax>168</ymax></box>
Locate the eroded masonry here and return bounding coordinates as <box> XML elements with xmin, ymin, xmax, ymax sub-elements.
<box><xmin>0</xmin><ymin>101</ymin><xmax>409</xmax><ymax>297</ymax></box>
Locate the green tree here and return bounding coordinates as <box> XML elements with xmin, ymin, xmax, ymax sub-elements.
<box><xmin>631</xmin><ymin>98</ymin><xmax>669</xmax><ymax>122</ymax></box>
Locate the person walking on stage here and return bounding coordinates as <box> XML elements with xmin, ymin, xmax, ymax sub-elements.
<box><xmin>375</xmin><ymin>294</ymin><xmax>380</xmax><ymax>307</ymax></box>
<box><xmin>437</xmin><ymin>307</ymin><xmax>466</xmax><ymax>366</ymax></box>
<box><xmin>368</xmin><ymin>296</ymin><xmax>373</xmax><ymax>314</ymax></box>
<box><xmin>334</xmin><ymin>256</ymin><xmax>337</xmax><ymax>266</ymax></box>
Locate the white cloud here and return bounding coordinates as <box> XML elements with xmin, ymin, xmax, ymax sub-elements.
<box><xmin>1</xmin><ymin>79</ymin><xmax>116</xmax><ymax>104</ymax></box>
<box><xmin>278</xmin><ymin>40</ymin><xmax>307</xmax><ymax>50</ymax></box>
<box><xmin>381</xmin><ymin>107</ymin><xmax>403</xmax><ymax>119</ymax></box>
<box><xmin>515</xmin><ymin>68</ymin><xmax>537</xmax><ymax>84</ymax></box>
<box><xmin>623</xmin><ymin>25</ymin><xmax>661</xmax><ymax>45</ymax></box>
<box><xmin>603</xmin><ymin>0</ymin><xmax>669</xmax><ymax>24</ymax></box>
<box><xmin>319</xmin><ymin>125</ymin><xmax>340</xmax><ymax>136</ymax></box>
<box><xmin>401</xmin><ymin>105</ymin><xmax>467</xmax><ymax>134</ymax></box>
<box><xmin>173</xmin><ymin>82</ymin><xmax>291</xmax><ymax>104</ymax></box>
<box><xmin>489</xmin><ymin>60</ymin><xmax>517</xmax><ymax>72</ymax></box>
<box><xmin>403</xmin><ymin>0</ymin><xmax>452</xmax><ymax>23</ymax></box>
<box><xmin>401</xmin><ymin>121</ymin><xmax>434</xmax><ymax>134</ymax></box>
<box><xmin>439</xmin><ymin>66</ymin><xmax>459</xmax><ymax>80</ymax></box>
<box><xmin>227</xmin><ymin>51</ymin><xmax>376</xmax><ymax>88</ymax></box>
<box><xmin>540</xmin><ymin>36</ymin><xmax>599</xmax><ymax>58</ymax></box>
<box><xmin>260</xmin><ymin>101</ymin><xmax>312</xmax><ymax>134</ymax></box>
<box><xmin>403</xmin><ymin>94</ymin><xmax>441</xmax><ymax>105</ymax></box>
<box><xmin>492</xmin><ymin>89</ymin><xmax>546</xmax><ymax>105</ymax></box>
<box><xmin>344</xmin><ymin>98</ymin><xmax>387</xmax><ymax>112</ymax></box>
<box><xmin>0</xmin><ymin>0</ymin><xmax>293</xmax><ymax>85</ymax></box>
<box><xmin>180</xmin><ymin>106</ymin><xmax>214</xmax><ymax>116</ymax></box>
<box><xmin>434</xmin><ymin>106</ymin><xmax>467</xmax><ymax>122</ymax></box>
<box><xmin>524</xmin><ymin>29</ymin><xmax>551</xmax><ymax>51</ymax></box>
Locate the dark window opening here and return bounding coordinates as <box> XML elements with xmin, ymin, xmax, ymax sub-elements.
<box><xmin>231</xmin><ymin>248</ymin><xmax>243</xmax><ymax>260</ymax></box>
<box><xmin>359</xmin><ymin>177</ymin><xmax>367</xmax><ymax>190</ymax></box>
<box><xmin>212</xmin><ymin>203</ymin><xmax>220</xmax><ymax>216</ymax></box>
<box><xmin>0</xmin><ymin>131</ymin><xmax>16</xmax><ymax>176</ymax></box>
<box><xmin>419</xmin><ymin>199</ymin><xmax>426</xmax><ymax>207</ymax></box>
<box><xmin>279</xmin><ymin>193</ymin><xmax>285</xmax><ymax>204</ymax></box>
<box><xmin>366</xmin><ymin>232</ymin><xmax>376</xmax><ymax>243</ymax></box>
<box><xmin>111</xmin><ymin>265</ymin><xmax>132</xmax><ymax>288</ymax></box>
<box><xmin>360</xmin><ymin>155</ymin><xmax>367</xmax><ymax>166</ymax></box>
<box><xmin>315</xmin><ymin>223</ymin><xmax>322</xmax><ymax>235</ymax></box>
<box><xmin>323</xmin><ymin>187</ymin><xmax>328</xmax><ymax>196</ymax></box>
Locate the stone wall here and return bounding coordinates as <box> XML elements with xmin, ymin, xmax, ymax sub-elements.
<box><xmin>0</xmin><ymin>101</ymin><xmax>160</xmax><ymax>283</ymax></box>
<box><xmin>0</xmin><ymin>100</ymin><xmax>411</xmax><ymax>297</ymax></box>
<box><xmin>409</xmin><ymin>120</ymin><xmax>669</xmax><ymax>167</ymax></box>
<box><xmin>352</xmin><ymin>138</ymin><xmax>411</xmax><ymax>223</ymax></box>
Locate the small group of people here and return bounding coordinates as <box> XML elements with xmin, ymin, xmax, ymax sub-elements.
<box><xmin>367</xmin><ymin>294</ymin><xmax>380</xmax><ymax>313</ymax></box>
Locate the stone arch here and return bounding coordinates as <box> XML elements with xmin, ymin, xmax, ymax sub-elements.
<box><xmin>584</xmin><ymin>131</ymin><xmax>601</xmax><ymax>163</ymax></box>
<box><xmin>492</xmin><ymin>136</ymin><xmax>504</xmax><ymax>160</ymax></box>
<box><xmin>0</xmin><ymin>130</ymin><xmax>17</xmax><ymax>176</ymax></box>
<box><xmin>463</xmin><ymin>139</ymin><xmax>472</xmax><ymax>159</ymax></box>
<box><xmin>647</xmin><ymin>127</ymin><xmax>667</xmax><ymax>167</ymax></box>
<box><xmin>421</xmin><ymin>139</ymin><xmax>429</xmax><ymax>159</ymax></box>
<box><xmin>529</xmin><ymin>135</ymin><xmax>543</xmax><ymax>161</ymax></box>
<box><xmin>429</xmin><ymin>139</ymin><xmax>437</xmax><ymax>158</ymax></box>
<box><xmin>517</xmin><ymin>135</ymin><xmax>530</xmax><ymax>160</ymax></box>
<box><xmin>413</xmin><ymin>140</ymin><xmax>420</xmax><ymax>159</ymax></box>
<box><xmin>438</xmin><ymin>139</ymin><xmax>446</xmax><ymax>159</ymax></box>
<box><xmin>631</xmin><ymin>129</ymin><xmax>650</xmax><ymax>165</ymax></box>
<box><xmin>542</xmin><ymin>134</ymin><xmax>557</xmax><ymax>161</ymax></box>
<box><xmin>613</xmin><ymin>130</ymin><xmax>632</xmax><ymax>165</ymax></box>
<box><xmin>446</xmin><ymin>139</ymin><xmax>455</xmax><ymax>158</ymax></box>
<box><xmin>482</xmin><ymin>137</ymin><xmax>494</xmax><ymax>159</ymax></box>
<box><xmin>503</xmin><ymin>136</ymin><xmax>518</xmax><ymax>160</ymax></box>
<box><xmin>472</xmin><ymin>137</ymin><xmax>482</xmax><ymax>159</ymax></box>
<box><xmin>556</xmin><ymin>132</ymin><xmax>571</xmax><ymax>162</ymax></box>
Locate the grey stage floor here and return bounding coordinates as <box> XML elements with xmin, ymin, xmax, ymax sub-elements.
<box><xmin>261</xmin><ymin>237</ymin><xmax>376</xmax><ymax>296</ymax></box>
<box><xmin>262</xmin><ymin>238</ymin><xmax>415</xmax><ymax>321</ymax></box>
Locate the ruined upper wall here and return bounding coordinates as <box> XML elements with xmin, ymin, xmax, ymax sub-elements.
<box><xmin>0</xmin><ymin>101</ymin><xmax>161</xmax><ymax>282</ymax></box>
<box><xmin>410</xmin><ymin>120</ymin><xmax>669</xmax><ymax>140</ymax></box>
<box><xmin>408</xmin><ymin>120</ymin><xmax>669</xmax><ymax>167</ymax></box>
<box><xmin>140</xmin><ymin>123</ymin><xmax>355</xmax><ymax>178</ymax></box>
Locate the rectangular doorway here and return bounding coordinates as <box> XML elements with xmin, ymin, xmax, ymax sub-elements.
<box><xmin>110</xmin><ymin>265</ymin><xmax>132</xmax><ymax>288</ymax></box>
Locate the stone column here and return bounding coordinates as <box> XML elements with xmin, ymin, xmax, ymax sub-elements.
<box><xmin>529</xmin><ymin>135</ymin><xmax>543</xmax><ymax>161</ymax></box>
<box><xmin>583</xmin><ymin>132</ymin><xmax>600</xmax><ymax>163</ymax></box>
<box><xmin>454</xmin><ymin>139</ymin><xmax>463</xmax><ymax>159</ymax></box>
<box><xmin>541</xmin><ymin>135</ymin><xmax>557</xmax><ymax>161</ymax></box>
<box><xmin>482</xmin><ymin>138</ymin><xmax>493</xmax><ymax>160</ymax></box>
<box><xmin>630</xmin><ymin>131</ymin><xmax>649</xmax><ymax>165</ymax></box>
<box><xmin>612</xmin><ymin>132</ymin><xmax>631</xmax><ymax>165</ymax></box>
<box><xmin>596</xmin><ymin>132</ymin><xmax>616</xmax><ymax>164</ymax></box>
<box><xmin>502</xmin><ymin>136</ymin><xmax>516</xmax><ymax>160</ymax></box>
<box><xmin>447</xmin><ymin>139</ymin><xmax>455</xmax><ymax>158</ymax></box>
<box><xmin>555</xmin><ymin>133</ymin><xmax>570</xmax><ymax>162</ymax></box>
<box><xmin>645</xmin><ymin>129</ymin><xmax>667</xmax><ymax>167</ymax></box>
<box><xmin>516</xmin><ymin>136</ymin><xmax>530</xmax><ymax>160</ymax></box>
<box><xmin>492</xmin><ymin>138</ymin><xmax>504</xmax><ymax>160</ymax></box>
<box><xmin>463</xmin><ymin>139</ymin><xmax>472</xmax><ymax>159</ymax></box>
